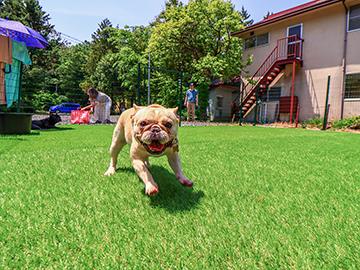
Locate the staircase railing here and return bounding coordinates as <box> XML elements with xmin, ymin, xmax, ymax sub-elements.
<box><xmin>237</xmin><ymin>35</ymin><xmax>303</xmax><ymax>104</ymax></box>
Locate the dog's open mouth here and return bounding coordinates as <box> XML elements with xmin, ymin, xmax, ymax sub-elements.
<box><xmin>144</xmin><ymin>140</ymin><xmax>166</xmax><ymax>154</ymax></box>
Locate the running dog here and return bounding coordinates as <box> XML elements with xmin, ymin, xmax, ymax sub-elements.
<box><xmin>104</xmin><ymin>104</ymin><xmax>193</xmax><ymax>196</ymax></box>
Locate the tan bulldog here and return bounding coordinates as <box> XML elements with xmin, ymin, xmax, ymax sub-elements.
<box><xmin>104</xmin><ymin>104</ymin><xmax>193</xmax><ymax>195</ymax></box>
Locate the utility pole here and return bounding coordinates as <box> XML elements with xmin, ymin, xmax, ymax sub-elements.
<box><xmin>147</xmin><ymin>52</ymin><xmax>151</xmax><ymax>105</ymax></box>
<box><xmin>137</xmin><ymin>63</ymin><xmax>141</xmax><ymax>105</ymax></box>
<box><xmin>239</xmin><ymin>78</ymin><xmax>244</xmax><ymax>126</ymax></box>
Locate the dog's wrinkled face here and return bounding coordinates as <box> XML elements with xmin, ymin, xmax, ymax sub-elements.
<box><xmin>132</xmin><ymin>106</ymin><xmax>179</xmax><ymax>155</ymax></box>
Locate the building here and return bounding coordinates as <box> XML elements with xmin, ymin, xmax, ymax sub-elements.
<box><xmin>208</xmin><ymin>79</ymin><xmax>240</xmax><ymax>121</ymax></box>
<box><xmin>228</xmin><ymin>0</ymin><xmax>360</xmax><ymax>123</ymax></box>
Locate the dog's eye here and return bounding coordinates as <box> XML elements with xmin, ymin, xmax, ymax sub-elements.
<box><xmin>139</xmin><ymin>121</ymin><xmax>148</xmax><ymax>127</ymax></box>
<box><xmin>164</xmin><ymin>122</ymin><xmax>173</xmax><ymax>129</ymax></box>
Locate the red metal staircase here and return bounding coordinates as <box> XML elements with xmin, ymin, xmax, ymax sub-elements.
<box><xmin>239</xmin><ymin>35</ymin><xmax>304</xmax><ymax>117</ymax></box>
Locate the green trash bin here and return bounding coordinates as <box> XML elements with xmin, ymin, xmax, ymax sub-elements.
<box><xmin>0</xmin><ymin>112</ymin><xmax>32</xmax><ymax>134</ymax></box>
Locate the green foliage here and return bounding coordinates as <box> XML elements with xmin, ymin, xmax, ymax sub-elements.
<box><xmin>196</xmin><ymin>82</ymin><xmax>210</xmax><ymax>119</ymax></box>
<box><xmin>301</xmin><ymin>117</ymin><xmax>323</xmax><ymax>129</ymax></box>
<box><xmin>263</xmin><ymin>11</ymin><xmax>274</xmax><ymax>19</ymax></box>
<box><xmin>146</xmin><ymin>0</ymin><xmax>248</xmax><ymax>113</ymax></box>
<box><xmin>86</xmin><ymin>19</ymin><xmax>114</xmax><ymax>76</ymax></box>
<box><xmin>332</xmin><ymin>116</ymin><xmax>360</xmax><ymax>129</ymax></box>
<box><xmin>0</xmin><ymin>0</ymin><xmax>54</xmax><ymax>37</ymax></box>
<box><xmin>86</xmin><ymin>24</ymin><xmax>150</xmax><ymax>107</ymax></box>
<box><xmin>0</xmin><ymin>0</ymin><xmax>250</xmax><ymax>115</ymax></box>
<box><xmin>31</xmin><ymin>90</ymin><xmax>68</xmax><ymax>111</ymax></box>
<box><xmin>149</xmin><ymin>0</ymin><xmax>246</xmax><ymax>84</ymax></box>
<box><xmin>302</xmin><ymin>116</ymin><xmax>360</xmax><ymax>130</ymax></box>
<box><xmin>56</xmin><ymin>43</ymin><xmax>89</xmax><ymax>104</ymax></box>
<box><xmin>240</xmin><ymin>5</ymin><xmax>253</xmax><ymax>26</ymax></box>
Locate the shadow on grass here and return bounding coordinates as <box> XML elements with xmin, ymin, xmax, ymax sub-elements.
<box><xmin>116</xmin><ymin>167</ymin><xmax>135</xmax><ymax>174</ymax></box>
<box><xmin>0</xmin><ymin>132</ymin><xmax>40</xmax><ymax>139</ymax></box>
<box><xmin>148</xmin><ymin>165</ymin><xmax>204</xmax><ymax>213</ymax></box>
<box><xmin>39</xmin><ymin>126</ymin><xmax>75</xmax><ymax>132</ymax></box>
<box><xmin>0</xmin><ymin>136</ymin><xmax>28</xmax><ymax>140</ymax></box>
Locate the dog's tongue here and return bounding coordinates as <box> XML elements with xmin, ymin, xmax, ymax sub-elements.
<box><xmin>148</xmin><ymin>142</ymin><xmax>165</xmax><ymax>152</ymax></box>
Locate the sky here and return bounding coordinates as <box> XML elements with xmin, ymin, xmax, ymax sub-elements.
<box><xmin>39</xmin><ymin>0</ymin><xmax>309</xmax><ymax>43</ymax></box>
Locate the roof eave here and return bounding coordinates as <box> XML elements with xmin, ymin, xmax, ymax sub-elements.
<box><xmin>231</xmin><ymin>0</ymin><xmax>342</xmax><ymax>38</ymax></box>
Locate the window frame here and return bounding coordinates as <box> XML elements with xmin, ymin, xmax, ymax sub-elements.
<box><xmin>260</xmin><ymin>87</ymin><xmax>282</xmax><ymax>102</ymax></box>
<box><xmin>344</xmin><ymin>73</ymin><xmax>360</xmax><ymax>100</ymax></box>
<box><xmin>348</xmin><ymin>4</ymin><xmax>360</xmax><ymax>32</ymax></box>
<box><xmin>216</xmin><ymin>95</ymin><xmax>224</xmax><ymax>109</ymax></box>
<box><xmin>244</xmin><ymin>33</ymin><xmax>270</xmax><ymax>50</ymax></box>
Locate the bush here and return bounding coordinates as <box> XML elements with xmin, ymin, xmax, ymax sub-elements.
<box><xmin>302</xmin><ymin>117</ymin><xmax>323</xmax><ymax>129</ymax></box>
<box><xmin>332</xmin><ymin>116</ymin><xmax>360</xmax><ymax>130</ymax></box>
<box><xmin>32</xmin><ymin>91</ymin><xmax>68</xmax><ymax>112</ymax></box>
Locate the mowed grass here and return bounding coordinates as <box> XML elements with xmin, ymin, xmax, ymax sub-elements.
<box><xmin>0</xmin><ymin>125</ymin><xmax>360</xmax><ymax>269</ymax></box>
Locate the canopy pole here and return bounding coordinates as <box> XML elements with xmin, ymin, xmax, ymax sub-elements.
<box><xmin>17</xmin><ymin>63</ymin><xmax>23</xmax><ymax>113</ymax></box>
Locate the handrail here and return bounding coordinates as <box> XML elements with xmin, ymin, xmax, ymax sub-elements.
<box><xmin>238</xmin><ymin>35</ymin><xmax>303</xmax><ymax>104</ymax></box>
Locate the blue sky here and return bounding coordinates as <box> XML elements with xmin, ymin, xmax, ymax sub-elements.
<box><xmin>39</xmin><ymin>0</ymin><xmax>309</xmax><ymax>43</ymax></box>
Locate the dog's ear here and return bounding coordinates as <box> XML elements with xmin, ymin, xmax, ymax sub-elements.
<box><xmin>131</xmin><ymin>104</ymin><xmax>139</xmax><ymax>122</ymax></box>
<box><xmin>133</xmin><ymin>104</ymin><xmax>139</xmax><ymax>111</ymax></box>
<box><xmin>170</xmin><ymin>107</ymin><xmax>178</xmax><ymax>114</ymax></box>
<box><xmin>169</xmin><ymin>107</ymin><xmax>180</xmax><ymax>122</ymax></box>
<box><xmin>133</xmin><ymin>104</ymin><xmax>146</xmax><ymax>112</ymax></box>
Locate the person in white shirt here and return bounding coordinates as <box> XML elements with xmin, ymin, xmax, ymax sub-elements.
<box><xmin>85</xmin><ymin>87</ymin><xmax>112</xmax><ymax>124</ymax></box>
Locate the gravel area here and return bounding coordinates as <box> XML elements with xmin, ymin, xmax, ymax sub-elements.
<box><xmin>32</xmin><ymin>114</ymin><xmax>234</xmax><ymax>126</ymax></box>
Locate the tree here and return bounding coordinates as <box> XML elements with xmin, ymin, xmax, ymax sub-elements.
<box><xmin>85</xmin><ymin>24</ymin><xmax>151</xmax><ymax>108</ymax></box>
<box><xmin>86</xmin><ymin>18</ymin><xmax>115</xmax><ymax>76</ymax></box>
<box><xmin>240</xmin><ymin>6</ymin><xmax>253</xmax><ymax>26</ymax></box>
<box><xmin>0</xmin><ymin>0</ymin><xmax>55</xmax><ymax>38</ymax></box>
<box><xmin>148</xmin><ymin>0</ymin><xmax>248</xmax><ymax>116</ymax></box>
<box><xmin>263</xmin><ymin>11</ymin><xmax>274</xmax><ymax>20</ymax></box>
<box><xmin>56</xmin><ymin>43</ymin><xmax>90</xmax><ymax>104</ymax></box>
<box><xmin>151</xmin><ymin>0</ymin><xmax>184</xmax><ymax>25</ymax></box>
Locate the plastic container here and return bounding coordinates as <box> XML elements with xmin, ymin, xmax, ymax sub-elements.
<box><xmin>0</xmin><ymin>112</ymin><xmax>32</xmax><ymax>134</ymax></box>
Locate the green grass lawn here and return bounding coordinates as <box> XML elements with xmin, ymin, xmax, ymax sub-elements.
<box><xmin>1</xmin><ymin>125</ymin><xmax>360</xmax><ymax>269</ymax></box>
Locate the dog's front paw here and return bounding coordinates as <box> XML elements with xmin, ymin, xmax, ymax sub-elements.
<box><xmin>178</xmin><ymin>177</ymin><xmax>193</xmax><ymax>188</ymax></box>
<box><xmin>145</xmin><ymin>183</ymin><xmax>159</xmax><ymax>196</ymax></box>
<box><xmin>104</xmin><ymin>167</ymin><xmax>116</xmax><ymax>176</ymax></box>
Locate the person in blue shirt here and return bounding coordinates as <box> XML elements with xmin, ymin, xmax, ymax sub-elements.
<box><xmin>184</xmin><ymin>83</ymin><xmax>198</xmax><ymax>121</ymax></box>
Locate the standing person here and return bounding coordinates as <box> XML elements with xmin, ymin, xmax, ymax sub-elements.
<box><xmin>184</xmin><ymin>83</ymin><xmax>198</xmax><ymax>121</ymax></box>
<box><xmin>85</xmin><ymin>87</ymin><xmax>112</xmax><ymax>124</ymax></box>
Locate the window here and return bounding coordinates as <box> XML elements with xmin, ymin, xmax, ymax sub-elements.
<box><xmin>244</xmin><ymin>37</ymin><xmax>256</xmax><ymax>49</ymax></box>
<box><xmin>349</xmin><ymin>5</ymin><xmax>360</xmax><ymax>31</ymax></box>
<box><xmin>256</xmin><ymin>33</ymin><xmax>269</xmax><ymax>46</ymax></box>
<box><xmin>260</xmin><ymin>87</ymin><xmax>281</xmax><ymax>102</ymax></box>
<box><xmin>244</xmin><ymin>33</ymin><xmax>269</xmax><ymax>49</ymax></box>
<box><xmin>345</xmin><ymin>73</ymin><xmax>360</xmax><ymax>99</ymax></box>
<box><xmin>216</xmin><ymin>96</ymin><xmax>224</xmax><ymax>108</ymax></box>
<box><xmin>288</xmin><ymin>24</ymin><xmax>302</xmax><ymax>39</ymax></box>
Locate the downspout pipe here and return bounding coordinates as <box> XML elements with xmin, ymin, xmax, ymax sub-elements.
<box><xmin>340</xmin><ymin>0</ymin><xmax>348</xmax><ymax>119</ymax></box>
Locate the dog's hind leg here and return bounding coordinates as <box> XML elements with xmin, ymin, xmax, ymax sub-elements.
<box><xmin>104</xmin><ymin>125</ymin><xmax>126</xmax><ymax>176</ymax></box>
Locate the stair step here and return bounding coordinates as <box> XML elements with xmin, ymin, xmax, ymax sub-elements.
<box><xmin>270</xmin><ymin>72</ymin><xmax>277</xmax><ymax>77</ymax></box>
<box><xmin>273</xmin><ymin>67</ymin><xmax>281</xmax><ymax>72</ymax></box>
<box><xmin>267</xmin><ymin>76</ymin><xmax>273</xmax><ymax>80</ymax></box>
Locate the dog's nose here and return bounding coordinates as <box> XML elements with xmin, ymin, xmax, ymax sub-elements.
<box><xmin>151</xmin><ymin>125</ymin><xmax>161</xmax><ymax>133</ymax></box>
